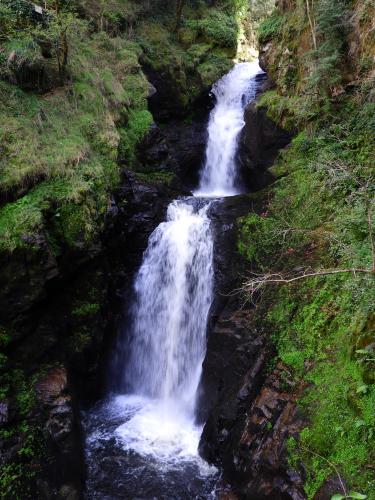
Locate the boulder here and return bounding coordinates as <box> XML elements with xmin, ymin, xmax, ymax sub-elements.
<box><xmin>238</xmin><ymin>100</ymin><xmax>293</xmax><ymax>191</ymax></box>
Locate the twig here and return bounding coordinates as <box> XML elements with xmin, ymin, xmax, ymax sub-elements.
<box><xmin>301</xmin><ymin>445</ymin><xmax>347</xmax><ymax>497</ymax></box>
<box><xmin>368</xmin><ymin>207</ymin><xmax>375</xmax><ymax>272</ymax></box>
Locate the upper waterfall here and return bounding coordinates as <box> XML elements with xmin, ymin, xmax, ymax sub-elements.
<box><xmin>195</xmin><ymin>61</ymin><xmax>264</xmax><ymax>197</ymax></box>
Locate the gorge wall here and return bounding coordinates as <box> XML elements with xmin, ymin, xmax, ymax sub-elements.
<box><xmin>0</xmin><ymin>0</ymin><xmax>374</xmax><ymax>499</ymax></box>
<box><xmin>0</xmin><ymin>1</ymin><xmax>241</xmax><ymax>497</ymax></box>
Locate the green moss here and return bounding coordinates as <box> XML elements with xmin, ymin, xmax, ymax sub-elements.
<box><xmin>118</xmin><ymin>109</ymin><xmax>153</xmax><ymax>166</ymax></box>
<box><xmin>195</xmin><ymin>10</ymin><xmax>238</xmax><ymax>50</ymax></box>
<box><xmin>0</xmin><ymin>28</ymin><xmax>152</xmax><ymax>253</ymax></box>
<box><xmin>134</xmin><ymin>171</ymin><xmax>174</xmax><ymax>185</ymax></box>
<box><xmin>72</xmin><ymin>302</ymin><xmax>100</xmax><ymax>317</ymax></box>
<box><xmin>238</xmin><ymin>84</ymin><xmax>375</xmax><ymax>497</ymax></box>
<box><xmin>0</xmin><ymin>367</ymin><xmax>44</xmax><ymax>498</ymax></box>
<box><xmin>197</xmin><ymin>54</ymin><xmax>233</xmax><ymax>87</ymax></box>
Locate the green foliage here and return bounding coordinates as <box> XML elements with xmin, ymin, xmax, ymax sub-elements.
<box><xmin>265</xmin><ymin>273</ymin><xmax>375</xmax><ymax>498</ymax></box>
<box><xmin>238</xmin><ymin>85</ymin><xmax>375</xmax><ymax>497</ymax></box>
<box><xmin>197</xmin><ymin>53</ymin><xmax>233</xmax><ymax>87</ymax></box>
<box><xmin>197</xmin><ymin>10</ymin><xmax>238</xmax><ymax>49</ymax></box>
<box><xmin>304</xmin><ymin>0</ymin><xmax>350</xmax><ymax>104</ymax></box>
<box><xmin>72</xmin><ymin>302</ymin><xmax>100</xmax><ymax>317</ymax></box>
<box><xmin>118</xmin><ymin>109</ymin><xmax>153</xmax><ymax>165</ymax></box>
<box><xmin>257</xmin><ymin>10</ymin><xmax>284</xmax><ymax>43</ymax></box>
<box><xmin>238</xmin><ymin>213</ymin><xmax>278</xmax><ymax>266</ymax></box>
<box><xmin>135</xmin><ymin>171</ymin><xmax>175</xmax><ymax>185</ymax></box>
<box><xmin>0</xmin><ymin>27</ymin><xmax>151</xmax><ymax>253</ymax></box>
<box><xmin>0</xmin><ymin>367</ymin><xmax>43</xmax><ymax>498</ymax></box>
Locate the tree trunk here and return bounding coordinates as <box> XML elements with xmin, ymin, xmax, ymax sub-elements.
<box><xmin>306</xmin><ymin>0</ymin><xmax>317</xmax><ymax>50</ymax></box>
<box><xmin>174</xmin><ymin>0</ymin><xmax>185</xmax><ymax>32</ymax></box>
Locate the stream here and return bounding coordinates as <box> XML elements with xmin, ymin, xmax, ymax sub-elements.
<box><xmin>83</xmin><ymin>61</ymin><xmax>264</xmax><ymax>499</ymax></box>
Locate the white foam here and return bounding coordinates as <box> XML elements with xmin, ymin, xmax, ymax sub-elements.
<box><xmin>111</xmin><ymin>395</ymin><xmax>215</xmax><ymax>475</ymax></box>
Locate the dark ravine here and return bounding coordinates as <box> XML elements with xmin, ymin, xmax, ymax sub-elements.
<box><xmin>1</xmin><ymin>65</ymin><xmax>294</xmax><ymax>498</ymax></box>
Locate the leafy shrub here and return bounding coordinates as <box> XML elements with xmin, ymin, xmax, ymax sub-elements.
<box><xmin>257</xmin><ymin>11</ymin><xmax>284</xmax><ymax>43</ymax></box>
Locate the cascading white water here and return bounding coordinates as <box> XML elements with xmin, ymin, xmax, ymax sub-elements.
<box><xmin>84</xmin><ymin>61</ymin><xmax>265</xmax><ymax>498</ymax></box>
<box><xmin>106</xmin><ymin>198</ymin><xmax>214</xmax><ymax>463</ymax></box>
<box><xmin>126</xmin><ymin>200</ymin><xmax>213</xmax><ymax>410</ymax></box>
<box><xmin>196</xmin><ymin>61</ymin><xmax>263</xmax><ymax>197</ymax></box>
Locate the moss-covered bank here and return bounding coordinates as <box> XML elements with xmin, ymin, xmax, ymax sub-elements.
<box><xmin>238</xmin><ymin>0</ymin><xmax>375</xmax><ymax>497</ymax></box>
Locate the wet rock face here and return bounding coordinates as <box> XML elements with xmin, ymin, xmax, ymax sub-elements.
<box><xmin>223</xmin><ymin>364</ymin><xmax>306</xmax><ymax>500</ymax></box>
<box><xmin>238</xmin><ymin>100</ymin><xmax>293</xmax><ymax>191</ymax></box>
<box><xmin>197</xmin><ymin>302</ymin><xmax>269</xmax><ymax>428</ymax></box>
<box><xmin>199</xmin><ymin>304</ymin><xmax>306</xmax><ymax>500</ymax></box>
<box><xmin>198</xmin><ymin>193</ymin><xmax>307</xmax><ymax>500</ymax></box>
<box><xmin>163</xmin><ymin>119</ymin><xmax>208</xmax><ymax>190</ymax></box>
<box><xmin>136</xmin><ymin>117</ymin><xmax>210</xmax><ymax>192</ymax></box>
<box><xmin>0</xmin><ymin>171</ymin><xmax>181</xmax><ymax>499</ymax></box>
<box><xmin>143</xmin><ymin>63</ymin><xmax>191</xmax><ymax>121</ymax></box>
<box><xmin>0</xmin><ymin>236</ymin><xmax>59</xmax><ymax>326</ymax></box>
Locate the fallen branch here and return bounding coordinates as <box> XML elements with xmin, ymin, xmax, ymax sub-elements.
<box><xmin>368</xmin><ymin>207</ymin><xmax>375</xmax><ymax>272</ymax></box>
<box><xmin>301</xmin><ymin>446</ymin><xmax>347</xmax><ymax>498</ymax></box>
<box><xmin>242</xmin><ymin>268</ymin><xmax>373</xmax><ymax>300</ymax></box>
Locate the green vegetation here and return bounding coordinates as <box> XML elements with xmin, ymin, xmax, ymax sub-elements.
<box><xmin>0</xmin><ymin>368</ymin><xmax>43</xmax><ymax>499</ymax></box>
<box><xmin>0</xmin><ymin>24</ymin><xmax>150</xmax><ymax>253</ymax></box>
<box><xmin>257</xmin><ymin>11</ymin><xmax>284</xmax><ymax>44</ymax></box>
<box><xmin>239</xmin><ymin>1</ymin><xmax>375</xmax><ymax>497</ymax></box>
<box><xmin>239</xmin><ymin>95</ymin><xmax>374</xmax><ymax>498</ymax></box>
<box><xmin>0</xmin><ymin>0</ymin><xmax>244</xmax><ymax>255</ymax></box>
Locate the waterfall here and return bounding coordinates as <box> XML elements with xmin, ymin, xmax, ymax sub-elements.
<box><xmin>102</xmin><ymin>199</ymin><xmax>214</xmax><ymax>463</ymax></box>
<box><xmin>196</xmin><ymin>61</ymin><xmax>263</xmax><ymax>197</ymax></box>
<box><xmin>84</xmin><ymin>61</ymin><xmax>265</xmax><ymax>498</ymax></box>
<box><xmin>124</xmin><ymin>199</ymin><xmax>213</xmax><ymax>414</ymax></box>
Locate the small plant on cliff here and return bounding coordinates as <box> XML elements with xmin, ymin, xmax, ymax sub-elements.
<box><xmin>257</xmin><ymin>10</ymin><xmax>284</xmax><ymax>43</ymax></box>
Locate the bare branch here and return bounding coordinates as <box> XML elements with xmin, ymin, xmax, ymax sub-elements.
<box><xmin>241</xmin><ymin>268</ymin><xmax>373</xmax><ymax>301</ymax></box>
<box><xmin>301</xmin><ymin>446</ymin><xmax>347</xmax><ymax>497</ymax></box>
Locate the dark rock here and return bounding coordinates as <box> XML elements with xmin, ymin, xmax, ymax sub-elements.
<box><xmin>136</xmin><ymin>115</ymin><xmax>210</xmax><ymax>192</ymax></box>
<box><xmin>198</xmin><ymin>189</ymin><xmax>306</xmax><ymax>499</ymax></box>
<box><xmin>197</xmin><ymin>302</ymin><xmax>268</xmax><ymax>430</ymax></box>
<box><xmin>206</xmin><ymin>191</ymin><xmax>269</xmax><ymax>326</ymax></box>
<box><xmin>142</xmin><ymin>62</ymin><xmax>190</xmax><ymax>121</ymax></box>
<box><xmin>0</xmin><ymin>235</ymin><xmax>59</xmax><ymax>326</ymax></box>
<box><xmin>137</xmin><ymin>124</ymin><xmax>169</xmax><ymax>171</ymax></box>
<box><xmin>163</xmin><ymin>119</ymin><xmax>208</xmax><ymax>190</ymax></box>
<box><xmin>35</xmin><ymin>367</ymin><xmax>84</xmax><ymax>499</ymax></box>
<box><xmin>238</xmin><ymin>101</ymin><xmax>293</xmax><ymax>191</ymax></box>
<box><xmin>0</xmin><ymin>400</ymin><xmax>9</xmax><ymax>425</ymax></box>
<box><xmin>200</xmin><ymin>348</ymin><xmax>307</xmax><ymax>499</ymax></box>
<box><xmin>314</xmin><ymin>475</ymin><xmax>347</xmax><ymax>500</ymax></box>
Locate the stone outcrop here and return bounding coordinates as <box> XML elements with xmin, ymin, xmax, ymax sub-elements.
<box><xmin>238</xmin><ymin>98</ymin><xmax>293</xmax><ymax>191</ymax></box>
<box><xmin>35</xmin><ymin>367</ymin><xmax>83</xmax><ymax>499</ymax></box>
